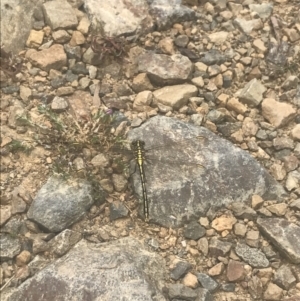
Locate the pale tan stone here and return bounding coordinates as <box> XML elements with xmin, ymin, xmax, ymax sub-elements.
<box><xmin>16</xmin><ymin>250</ymin><xmax>31</xmax><ymax>266</ymax></box>
<box><xmin>194</xmin><ymin>62</ymin><xmax>208</xmax><ymax>73</ymax></box>
<box><xmin>1</xmin><ymin>136</ymin><xmax>12</xmax><ymax>147</ymax></box>
<box><xmin>220</xmin><ymin>11</ymin><xmax>233</xmax><ymax>20</ymax></box>
<box><xmin>253</xmin><ymin>39</ymin><xmax>267</xmax><ymax>53</ymax></box>
<box><xmin>26</xmin><ymin>30</ymin><xmax>44</xmax><ymax>48</ymax></box>
<box><xmin>208</xmin><ymin>31</ymin><xmax>229</xmax><ymax>45</ymax></box>
<box><xmin>208</xmin><ymin>262</ymin><xmax>224</xmax><ymax>276</ymax></box>
<box><xmin>252</xmin><ymin>195</ymin><xmax>264</xmax><ymax>209</ymax></box>
<box><xmin>133</xmin><ymin>91</ymin><xmax>153</xmax><ymax>108</ymax></box>
<box><xmin>191</xmin><ymin>76</ymin><xmax>204</xmax><ymax>88</ymax></box>
<box><xmin>77</xmin><ymin>17</ymin><xmax>91</xmax><ymax>35</ymax></box>
<box><xmin>234</xmin><ymin>223</ymin><xmax>247</xmax><ymax>237</ymax></box>
<box><xmin>27</xmin><ymin>44</ymin><xmax>67</xmax><ymax>72</ymax></box>
<box><xmin>158</xmin><ymin>37</ymin><xmax>175</xmax><ymax>55</ymax></box>
<box><xmin>211</xmin><ymin>214</ymin><xmax>237</xmax><ymax>232</ymax></box>
<box><xmin>242</xmin><ymin>117</ymin><xmax>258</xmax><ymax>137</ymax></box>
<box><xmin>231</xmin><ymin>129</ymin><xmax>244</xmax><ymax>143</ymax></box>
<box><xmin>227</xmin><ymin>97</ymin><xmax>247</xmax><ymax>114</ymax></box>
<box><xmin>264</xmin><ymin>283</ymin><xmax>283</xmax><ymax>300</ymax></box>
<box><xmin>269</xmin><ymin>163</ymin><xmax>287</xmax><ymax>181</ymax></box>
<box><xmin>0</xmin><ymin>206</ymin><xmax>11</xmax><ymax>226</ymax></box>
<box><xmin>266</xmin><ymin>203</ymin><xmax>288</xmax><ymax>216</ymax></box>
<box><xmin>261</xmin><ymin>98</ymin><xmax>296</xmax><ymax>128</ymax></box>
<box><xmin>291</xmin><ymin>124</ymin><xmax>300</xmax><ymax>141</ymax></box>
<box><xmin>69</xmin><ymin>31</ymin><xmax>85</xmax><ymax>46</ymax></box>
<box><xmin>182</xmin><ymin>272</ymin><xmax>198</xmax><ymax>288</ymax></box>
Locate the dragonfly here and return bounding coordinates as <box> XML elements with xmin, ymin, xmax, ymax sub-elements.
<box><xmin>114</xmin><ymin>134</ymin><xmax>206</xmax><ymax>221</ymax></box>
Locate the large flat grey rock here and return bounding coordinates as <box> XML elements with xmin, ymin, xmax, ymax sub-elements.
<box><xmin>42</xmin><ymin>0</ymin><xmax>78</xmax><ymax>30</ymax></box>
<box><xmin>84</xmin><ymin>0</ymin><xmax>153</xmax><ymax>37</ymax></box>
<box><xmin>257</xmin><ymin>217</ymin><xmax>300</xmax><ymax>264</ymax></box>
<box><xmin>2</xmin><ymin>238</ymin><xmax>167</xmax><ymax>301</ymax></box>
<box><xmin>84</xmin><ymin>0</ymin><xmax>194</xmax><ymax>37</ymax></box>
<box><xmin>128</xmin><ymin>116</ymin><xmax>286</xmax><ymax>227</ymax></box>
<box><xmin>149</xmin><ymin>0</ymin><xmax>195</xmax><ymax>30</ymax></box>
<box><xmin>0</xmin><ymin>0</ymin><xmax>42</xmax><ymax>53</ymax></box>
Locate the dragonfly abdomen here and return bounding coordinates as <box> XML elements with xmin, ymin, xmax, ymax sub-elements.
<box><xmin>131</xmin><ymin>140</ymin><xmax>149</xmax><ymax>220</ymax></box>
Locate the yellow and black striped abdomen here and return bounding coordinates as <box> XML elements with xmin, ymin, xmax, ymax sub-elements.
<box><xmin>131</xmin><ymin>140</ymin><xmax>149</xmax><ymax>220</ymax></box>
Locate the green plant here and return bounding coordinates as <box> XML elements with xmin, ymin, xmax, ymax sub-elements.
<box><xmin>7</xmin><ymin>139</ymin><xmax>33</xmax><ymax>154</ymax></box>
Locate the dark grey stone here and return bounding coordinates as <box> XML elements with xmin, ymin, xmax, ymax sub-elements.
<box><xmin>249</xmin><ymin>3</ymin><xmax>273</xmax><ymax>20</ymax></box>
<box><xmin>71</xmin><ymin>62</ymin><xmax>89</xmax><ymax>75</ymax></box>
<box><xmin>2</xmin><ymin>85</ymin><xmax>20</xmax><ymax>94</ymax></box>
<box><xmin>290</xmin><ymin>199</ymin><xmax>300</xmax><ymax>210</ymax></box>
<box><xmin>99</xmin><ymin>82</ymin><xmax>111</xmax><ymax>96</ymax></box>
<box><xmin>109</xmin><ymin>201</ymin><xmax>129</xmax><ymax>221</ymax></box>
<box><xmin>183</xmin><ymin>221</ymin><xmax>206</xmax><ymax>240</ymax></box>
<box><xmin>27</xmin><ymin>176</ymin><xmax>95</xmax><ymax>232</ymax></box>
<box><xmin>217</xmin><ymin>122</ymin><xmax>242</xmax><ymax>137</ymax></box>
<box><xmin>222</xmin><ymin>72</ymin><xmax>233</xmax><ymax>88</ymax></box>
<box><xmin>207</xmin><ymin>110</ymin><xmax>225</xmax><ymax>124</ymax></box>
<box><xmin>268</xmin><ymin>130</ymin><xmax>278</xmax><ymax>140</ymax></box>
<box><xmin>203</xmin><ymin>92</ymin><xmax>216</xmax><ymax>103</ymax></box>
<box><xmin>195</xmin><ymin>288</ymin><xmax>214</xmax><ymax>301</ymax></box>
<box><xmin>220</xmin><ymin>283</ymin><xmax>235</xmax><ymax>292</ymax></box>
<box><xmin>238</xmin><ymin>78</ymin><xmax>266</xmax><ymax>107</ymax></box>
<box><xmin>209</xmin><ymin>237</ymin><xmax>232</xmax><ymax>257</ymax></box>
<box><xmin>33</xmin><ymin>20</ymin><xmax>45</xmax><ymax>30</ymax></box>
<box><xmin>50</xmin><ymin>76</ymin><xmax>66</xmax><ymax>88</ymax></box>
<box><xmin>273</xmin><ymin>137</ymin><xmax>294</xmax><ymax>150</ymax></box>
<box><xmin>274</xmin><ymin>265</ymin><xmax>296</xmax><ymax>290</ymax></box>
<box><xmin>147</xmin><ymin>238</ymin><xmax>159</xmax><ymax>250</ymax></box>
<box><xmin>0</xmin><ymin>234</ymin><xmax>21</xmax><ymax>260</ymax></box>
<box><xmin>97</xmin><ymin>62</ymin><xmax>122</xmax><ymax>80</ymax></box>
<box><xmin>170</xmin><ymin>260</ymin><xmax>192</xmax><ymax>280</ymax></box>
<box><xmin>292</xmin><ymin>85</ymin><xmax>300</xmax><ymax>107</ymax></box>
<box><xmin>178</xmin><ymin>47</ymin><xmax>200</xmax><ymax>61</ymax></box>
<box><xmin>257</xmin><ymin>217</ymin><xmax>300</xmax><ymax>264</ymax></box>
<box><xmin>230</xmin><ymin>202</ymin><xmax>257</xmax><ymax>220</ymax></box>
<box><xmin>235</xmin><ymin>243</ymin><xmax>269</xmax><ymax>268</ymax></box>
<box><xmin>167</xmin><ymin>283</ymin><xmax>197</xmax><ymax>300</ymax></box>
<box><xmin>221</xmin><ymin>20</ymin><xmax>235</xmax><ymax>32</ymax></box>
<box><xmin>274</xmin><ymin>149</ymin><xmax>291</xmax><ymax>160</ymax></box>
<box><xmin>65</xmin><ymin>70</ymin><xmax>78</xmax><ymax>82</ymax></box>
<box><xmin>113</xmin><ymin>83</ymin><xmax>133</xmax><ymax>97</ymax></box>
<box><xmin>175</xmin><ymin>35</ymin><xmax>189</xmax><ymax>48</ymax></box>
<box><xmin>0</xmin><ymin>216</ymin><xmax>24</xmax><ymax>235</ymax></box>
<box><xmin>256</xmin><ymin>129</ymin><xmax>268</xmax><ymax>140</ymax></box>
<box><xmin>64</xmin><ymin>44</ymin><xmax>81</xmax><ymax>60</ymax></box>
<box><xmin>102</xmin><ymin>94</ymin><xmax>128</xmax><ymax>111</ymax></box>
<box><xmin>197</xmin><ymin>273</ymin><xmax>219</xmax><ymax>292</ymax></box>
<box><xmin>200</xmin><ymin>49</ymin><xmax>227</xmax><ymax>65</ymax></box>
<box><xmin>262</xmin><ymin>245</ymin><xmax>278</xmax><ymax>260</ymax></box>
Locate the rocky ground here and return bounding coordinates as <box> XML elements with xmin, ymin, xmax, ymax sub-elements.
<box><xmin>0</xmin><ymin>0</ymin><xmax>300</xmax><ymax>300</ymax></box>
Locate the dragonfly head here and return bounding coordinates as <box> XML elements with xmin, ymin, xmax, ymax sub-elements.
<box><xmin>131</xmin><ymin>140</ymin><xmax>145</xmax><ymax>150</ymax></box>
